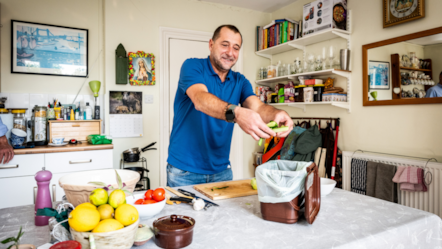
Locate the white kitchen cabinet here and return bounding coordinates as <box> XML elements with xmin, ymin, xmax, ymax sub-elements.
<box><xmin>0</xmin><ymin>149</ymin><xmax>113</xmax><ymax>208</ymax></box>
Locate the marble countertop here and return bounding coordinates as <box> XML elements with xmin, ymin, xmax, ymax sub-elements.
<box><xmin>1</xmin><ymin>187</ymin><xmax>441</xmax><ymax>249</ymax></box>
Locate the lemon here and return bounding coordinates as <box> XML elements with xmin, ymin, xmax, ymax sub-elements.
<box><xmin>68</xmin><ymin>206</ymin><xmax>100</xmax><ymax>232</ymax></box>
<box><xmin>92</xmin><ymin>219</ymin><xmax>124</xmax><ymax>233</ymax></box>
<box><xmin>108</xmin><ymin>189</ymin><xmax>126</xmax><ymax>209</ymax></box>
<box><xmin>97</xmin><ymin>204</ymin><xmax>114</xmax><ymax>220</ymax></box>
<box><xmin>115</xmin><ymin>204</ymin><xmax>139</xmax><ymax>226</ymax></box>
<box><xmin>77</xmin><ymin>202</ymin><xmax>97</xmax><ymax>210</ymax></box>
<box><xmin>90</xmin><ymin>188</ymin><xmax>109</xmax><ymax>206</ymax></box>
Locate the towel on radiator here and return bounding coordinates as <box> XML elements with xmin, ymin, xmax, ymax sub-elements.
<box><xmin>365</xmin><ymin>161</ymin><xmax>378</xmax><ymax>197</ymax></box>
<box><xmin>351</xmin><ymin>158</ymin><xmax>367</xmax><ymax>195</ymax></box>
<box><xmin>375</xmin><ymin>163</ymin><xmax>398</xmax><ymax>203</ymax></box>
<box><xmin>394</xmin><ymin>167</ymin><xmax>427</xmax><ymax>192</ymax></box>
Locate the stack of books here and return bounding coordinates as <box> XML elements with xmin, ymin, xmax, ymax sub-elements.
<box><xmin>256</xmin><ymin>18</ymin><xmax>301</xmax><ymax>51</ymax></box>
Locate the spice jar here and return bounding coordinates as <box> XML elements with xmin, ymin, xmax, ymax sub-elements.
<box><xmin>296</xmin><ymin>85</ymin><xmax>306</xmax><ymax>102</ymax></box>
<box><xmin>12</xmin><ymin>110</ymin><xmax>27</xmax><ymax>142</ymax></box>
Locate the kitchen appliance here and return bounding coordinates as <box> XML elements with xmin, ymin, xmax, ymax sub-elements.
<box><xmin>153</xmin><ymin>215</ymin><xmax>195</xmax><ymax>249</ymax></box>
<box><xmin>89</xmin><ymin>80</ymin><xmax>101</xmax><ymax>120</ymax></box>
<box><xmin>35</xmin><ymin>167</ymin><xmax>53</xmax><ymax>226</ymax></box>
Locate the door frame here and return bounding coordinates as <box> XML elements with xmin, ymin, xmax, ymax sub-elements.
<box><xmin>159</xmin><ymin>27</ymin><xmax>244</xmax><ymax>186</ymax></box>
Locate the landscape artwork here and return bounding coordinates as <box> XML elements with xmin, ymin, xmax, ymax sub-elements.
<box><xmin>109</xmin><ymin>91</ymin><xmax>142</xmax><ymax>114</ymax></box>
<box><xmin>369</xmin><ymin>61</ymin><xmax>390</xmax><ymax>90</ymax></box>
<box><xmin>11</xmin><ymin>20</ymin><xmax>88</xmax><ymax>77</ymax></box>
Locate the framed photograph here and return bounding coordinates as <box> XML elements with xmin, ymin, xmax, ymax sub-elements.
<box><xmin>109</xmin><ymin>91</ymin><xmax>142</xmax><ymax>114</ymax></box>
<box><xmin>369</xmin><ymin>61</ymin><xmax>390</xmax><ymax>90</ymax></box>
<box><xmin>11</xmin><ymin>20</ymin><xmax>88</xmax><ymax>77</ymax></box>
<box><xmin>129</xmin><ymin>51</ymin><xmax>155</xmax><ymax>86</ymax></box>
<box><xmin>383</xmin><ymin>0</ymin><xmax>425</xmax><ymax>28</ymax></box>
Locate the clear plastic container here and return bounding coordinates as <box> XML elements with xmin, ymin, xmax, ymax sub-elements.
<box><xmin>12</xmin><ymin>110</ymin><xmax>27</xmax><ymax>132</ymax></box>
<box><xmin>85</xmin><ymin>103</ymin><xmax>92</xmax><ymax>120</ymax></box>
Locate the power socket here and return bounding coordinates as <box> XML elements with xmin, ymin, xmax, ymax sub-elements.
<box><xmin>145</xmin><ymin>95</ymin><xmax>154</xmax><ymax>104</ymax></box>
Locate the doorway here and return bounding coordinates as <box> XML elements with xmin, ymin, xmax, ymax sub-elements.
<box><xmin>159</xmin><ymin>27</ymin><xmax>244</xmax><ymax>186</ymax></box>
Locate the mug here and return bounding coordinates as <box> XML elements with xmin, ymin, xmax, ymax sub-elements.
<box><xmin>10</xmin><ymin>128</ymin><xmax>27</xmax><ymax>147</ymax></box>
<box><xmin>52</xmin><ymin>137</ymin><xmax>65</xmax><ymax>145</ymax></box>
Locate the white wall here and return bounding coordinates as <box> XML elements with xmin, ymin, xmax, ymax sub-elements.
<box><xmin>242</xmin><ymin>0</ymin><xmax>442</xmax><ymax>178</ymax></box>
<box><xmin>424</xmin><ymin>43</ymin><xmax>442</xmax><ymax>81</ymax></box>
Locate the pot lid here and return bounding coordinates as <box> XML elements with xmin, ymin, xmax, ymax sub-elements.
<box><xmin>153</xmin><ymin>215</ymin><xmax>195</xmax><ymax>231</ymax></box>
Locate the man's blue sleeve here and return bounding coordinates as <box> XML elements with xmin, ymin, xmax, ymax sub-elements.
<box><xmin>239</xmin><ymin>76</ymin><xmax>256</xmax><ymax>104</ymax></box>
<box><xmin>178</xmin><ymin>59</ymin><xmax>206</xmax><ymax>94</ymax></box>
<box><xmin>0</xmin><ymin>117</ymin><xmax>8</xmax><ymax>137</ymax></box>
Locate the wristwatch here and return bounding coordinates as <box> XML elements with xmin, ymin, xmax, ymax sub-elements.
<box><xmin>225</xmin><ymin>104</ymin><xmax>237</xmax><ymax>123</ymax></box>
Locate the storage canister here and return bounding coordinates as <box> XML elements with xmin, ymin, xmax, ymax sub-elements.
<box><xmin>313</xmin><ymin>84</ymin><xmax>325</xmax><ymax>102</ymax></box>
<box><xmin>153</xmin><ymin>214</ymin><xmax>195</xmax><ymax>249</ymax></box>
<box><xmin>12</xmin><ymin>109</ymin><xmax>27</xmax><ymax>133</ymax></box>
<box><xmin>304</xmin><ymin>87</ymin><xmax>314</xmax><ymax>103</ymax></box>
<box><xmin>296</xmin><ymin>85</ymin><xmax>306</xmax><ymax>102</ymax></box>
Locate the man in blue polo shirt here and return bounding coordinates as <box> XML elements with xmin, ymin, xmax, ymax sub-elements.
<box><xmin>167</xmin><ymin>25</ymin><xmax>293</xmax><ymax>187</ymax></box>
<box><xmin>426</xmin><ymin>72</ymin><xmax>442</xmax><ymax>98</ymax></box>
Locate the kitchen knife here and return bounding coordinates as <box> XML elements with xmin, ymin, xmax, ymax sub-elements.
<box><xmin>178</xmin><ymin>189</ymin><xmax>219</xmax><ymax>207</ymax></box>
<box><xmin>169</xmin><ymin>197</ymin><xmax>193</xmax><ymax>203</ymax></box>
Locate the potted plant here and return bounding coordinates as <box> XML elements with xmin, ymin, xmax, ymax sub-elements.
<box><xmin>1</xmin><ymin>227</ymin><xmax>36</xmax><ymax>249</ymax></box>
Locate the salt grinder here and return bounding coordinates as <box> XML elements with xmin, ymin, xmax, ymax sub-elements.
<box><xmin>35</xmin><ymin>167</ymin><xmax>53</xmax><ymax>226</ymax></box>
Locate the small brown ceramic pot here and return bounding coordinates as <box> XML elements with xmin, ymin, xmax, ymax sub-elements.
<box><xmin>152</xmin><ymin>214</ymin><xmax>195</xmax><ymax>249</ymax></box>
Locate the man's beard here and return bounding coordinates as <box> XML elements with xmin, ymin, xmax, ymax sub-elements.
<box><xmin>212</xmin><ymin>54</ymin><xmax>236</xmax><ymax>72</ymax></box>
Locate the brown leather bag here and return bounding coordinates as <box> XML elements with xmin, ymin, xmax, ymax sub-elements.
<box><xmin>260</xmin><ymin>163</ymin><xmax>321</xmax><ymax>224</ymax></box>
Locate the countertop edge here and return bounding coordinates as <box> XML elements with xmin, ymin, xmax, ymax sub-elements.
<box><xmin>13</xmin><ymin>144</ymin><xmax>114</xmax><ymax>155</ymax></box>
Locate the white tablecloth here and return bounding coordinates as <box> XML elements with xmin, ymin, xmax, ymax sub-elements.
<box><xmin>0</xmin><ymin>188</ymin><xmax>441</xmax><ymax>249</ymax></box>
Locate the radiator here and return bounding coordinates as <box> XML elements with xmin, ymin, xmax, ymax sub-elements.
<box><xmin>343</xmin><ymin>151</ymin><xmax>442</xmax><ymax>217</ymax></box>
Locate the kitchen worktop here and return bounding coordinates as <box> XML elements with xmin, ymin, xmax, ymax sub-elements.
<box><xmin>13</xmin><ymin>143</ymin><xmax>113</xmax><ymax>155</ymax></box>
<box><xmin>0</xmin><ymin>187</ymin><xmax>441</xmax><ymax>249</ymax></box>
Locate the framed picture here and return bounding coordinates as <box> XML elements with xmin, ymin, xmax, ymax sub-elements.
<box><xmin>383</xmin><ymin>0</ymin><xmax>425</xmax><ymax>28</ymax></box>
<box><xmin>129</xmin><ymin>51</ymin><xmax>155</xmax><ymax>86</ymax></box>
<box><xmin>109</xmin><ymin>91</ymin><xmax>142</xmax><ymax>114</ymax></box>
<box><xmin>369</xmin><ymin>61</ymin><xmax>390</xmax><ymax>90</ymax></box>
<box><xmin>11</xmin><ymin>20</ymin><xmax>88</xmax><ymax>77</ymax></box>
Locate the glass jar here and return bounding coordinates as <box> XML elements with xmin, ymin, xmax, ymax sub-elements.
<box><xmin>12</xmin><ymin>110</ymin><xmax>27</xmax><ymax>132</ymax></box>
<box><xmin>296</xmin><ymin>85</ymin><xmax>306</xmax><ymax>102</ymax></box>
<box><xmin>34</xmin><ymin>106</ymin><xmax>47</xmax><ymax>118</ymax></box>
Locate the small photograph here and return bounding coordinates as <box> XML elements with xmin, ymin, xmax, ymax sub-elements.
<box><xmin>317</xmin><ymin>2</ymin><xmax>323</xmax><ymax>9</ymax></box>
<box><xmin>317</xmin><ymin>18</ymin><xmax>323</xmax><ymax>25</ymax></box>
<box><xmin>318</xmin><ymin>10</ymin><xmax>322</xmax><ymax>17</ymax></box>
<box><xmin>110</xmin><ymin>91</ymin><xmax>142</xmax><ymax>114</ymax></box>
<box><xmin>309</xmin><ymin>7</ymin><xmax>314</xmax><ymax>19</ymax></box>
<box><xmin>369</xmin><ymin>61</ymin><xmax>390</xmax><ymax>90</ymax></box>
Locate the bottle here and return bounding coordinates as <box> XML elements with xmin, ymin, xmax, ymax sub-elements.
<box><xmin>70</xmin><ymin>107</ymin><xmax>75</xmax><ymax>120</ymax></box>
<box><xmin>85</xmin><ymin>102</ymin><xmax>92</xmax><ymax>120</ymax></box>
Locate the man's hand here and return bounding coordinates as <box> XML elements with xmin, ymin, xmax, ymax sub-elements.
<box><xmin>234</xmin><ymin>107</ymin><xmax>276</xmax><ymax>141</ymax></box>
<box><xmin>272</xmin><ymin>110</ymin><xmax>294</xmax><ymax>138</ymax></box>
<box><xmin>0</xmin><ymin>136</ymin><xmax>14</xmax><ymax>164</ymax></box>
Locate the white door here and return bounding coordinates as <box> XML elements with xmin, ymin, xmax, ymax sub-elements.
<box><xmin>168</xmin><ymin>38</ymin><xmax>242</xmax><ymax>179</ymax></box>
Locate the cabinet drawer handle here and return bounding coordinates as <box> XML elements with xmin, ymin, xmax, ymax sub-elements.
<box><xmin>72</xmin><ymin>124</ymin><xmax>80</xmax><ymax>127</ymax></box>
<box><xmin>69</xmin><ymin>159</ymin><xmax>92</xmax><ymax>164</ymax></box>
<box><xmin>0</xmin><ymin>164</ymin><xmax>19</xmax><ymax>169</ymax></box>
<box><xmin>52</xmin><ymin>184</ymin><xmax>56</xmax><ymax>202</ymax></box>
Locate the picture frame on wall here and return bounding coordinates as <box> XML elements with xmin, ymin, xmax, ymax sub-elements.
<box><xmin>383</xmin><ymin>0</ymin><xmax>425</xmax><ymax>28</ymax></box>
<box><xmin>11</xmin><ymin>20</ymin><xmax>88</xmax><ymax>77</ymax></box>
<box><xmin>369</xmin><ymin>61</ymin><xmax>390</xmax><ymax>90</ymax></box>
<box><xmin>129</xmin><ymin>51</ymin><xmax>156</xmax><ymax>86</ymax></box>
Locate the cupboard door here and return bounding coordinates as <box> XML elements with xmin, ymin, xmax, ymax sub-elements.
<box><xmin>0</xmin><ymin>154</ymin><xmax>44</xmax><ymax>178</ymax></box>
<box><xmin>45</xmin><ymin>150</ymin><xmax>113</xmax><ymax>174</ymax></box>
<box><xmin>0</xmin><ymin>176</ymin><xmax>38</xmax><ymax>209</ymax></box>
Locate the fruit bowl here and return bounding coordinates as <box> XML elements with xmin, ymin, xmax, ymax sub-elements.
<box><xmin>70</xmin><ymin>218</ymin><xmax>139</xmax><ymax>249</ymax></box>
<box><xmin>59</xmin><ymin>169</ymin><xmax>140</xmax><ymax>207</ymax></box>
<box><xmin>126</xmin><ymin>193</ymin><xmax>166</xmax><ymax>218</ymax></box>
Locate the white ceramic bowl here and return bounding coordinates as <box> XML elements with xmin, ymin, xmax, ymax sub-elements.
<box><xmin>320</xmin><ymin>177</ymin><xmax>337</xmax><ymax>197</ymax></box>
<box><xmin>52</xmin><ymin>137</ymin><xmax>65</xmax><ymax>144</ymax></box>
<box><xmin>59</xmin><ymin>169</ymin><xmax>140</xmax><ymax>207</ymax></box>
<box><xmin>126</xmin><ymin>193</ymin><xmax>166</xmax><ymax>218</ymax></box>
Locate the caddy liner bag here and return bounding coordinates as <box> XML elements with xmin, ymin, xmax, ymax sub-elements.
<box><xmin>255</xmin><ymin>160</ymin><xmax>320</xmax><ymax>224</ymax></box>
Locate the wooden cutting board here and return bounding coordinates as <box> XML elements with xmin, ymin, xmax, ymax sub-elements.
<box><xmin>193</xmin><ymin>179</ymin><xmax>257</xmax><ymax>200</ymax></box>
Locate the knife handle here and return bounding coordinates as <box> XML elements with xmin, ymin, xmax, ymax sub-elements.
<box><xmin>178</xmin><ymin>189</ymin><xmax>196</xmax><ymax>197</ymax></box>
<box><xmin>170</xmin><ymin>197</ymin><xmax>193</xmax><ymax>203</ymax></box>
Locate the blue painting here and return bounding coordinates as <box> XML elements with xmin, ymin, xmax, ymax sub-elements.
<box><xmin>369</xmin><ymin>61</ymin><xmax>390</xmax><ymax>89</ymax></box>
<box><xmin>12</xmin><ymin>20</ymin><xmax>88</xmax><ymax>77</ymax></box>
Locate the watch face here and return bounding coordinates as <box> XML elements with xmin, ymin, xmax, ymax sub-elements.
<box><xmin>390</xmin><ymin>0</ymin><xmax>418</xmax><ymax>18</ymax></box>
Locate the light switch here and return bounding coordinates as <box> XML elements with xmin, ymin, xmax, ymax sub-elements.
<box><xmin>145</xmin><ymin>95</ymin><xmax>153</xmax><ymax>104</ymax></box>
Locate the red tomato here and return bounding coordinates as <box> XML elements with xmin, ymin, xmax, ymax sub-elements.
<box><xmin>143</xmin><ymin>199</ymin><xmax>157</xmax><ymax>205</ymax></box>
<box><xmin>153</xmin><ymin>188</ymin><xmax>165</xmax><ymax>202</ymax></box>
<box><xmin>144</xmin><ymin>189</ymin><xmax>153</xmax><ymax>200</ymax></box>
<box><xmin>134</xmin><ymin>199</ymin><xmax>144</xmax><ymax>205</ymax></box>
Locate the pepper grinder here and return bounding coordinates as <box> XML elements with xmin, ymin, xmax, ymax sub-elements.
<box><xmin>35</xmin><ymin>167</ymin><xmax>53</xmax><ymax>226</ymax></box>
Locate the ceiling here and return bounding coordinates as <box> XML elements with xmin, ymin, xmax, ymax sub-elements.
<box><xmin>199</xmin><ymin>0</ymin><xmax>300</xmax><ymax>13</ymax></box>
<box><xmin>407</xmin><ymin>34</ymin><xmax>442</xmax><ymax>46</ymax></box>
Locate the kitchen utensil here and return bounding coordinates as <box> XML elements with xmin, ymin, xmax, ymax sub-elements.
<box><xmin>126</xmin><ymin>193</ymin><xmax>166</xmax><ymax>218</ymax></box>
<box><xmin>141</xmin><ymin>141</ymin><xmax>157</xmax><ymax>152</ymax></box>
<box><xmin>340</xmin><ymin>49</ymin><xmax>351</xmax><ymax>71</ymax></box>
<box><xmin>170</xmin><ymin>196</ymin><xmax>206</xmax><ymax>211</ymax></box>
<box><xmin>153</xmin><ymin>214</ymin><xmax>195</xmax><ymax>249</ymax></box>
<box><xmin>59</xmin><ymin>169</ymin><xmax>139</xmax><ymax>207</ymax></box>
<box><xmin>89</xmin><ymin>81</ymin><xmax>101</xmax><ymax>120</ymax></box>
<box><xmin>165</xmin><ymin>186</ymin><xmax>193</xmax><ymax>200</ymax></box>
<box><xmin>71</xmin><ymin>219</ymin><xmax>139</xmax><ymax>249</ymax></box>
<box><xmin>321</xmin><ymin>177</ymin><xmax>336</xmax><ymax>197</ymax></box>
<box><xmin>260</xmin><ymin>163</ymin><xmax>320</xmax><ymax>224</ymax></box>
<box><xmin>35</xmin><ymin>167</ymin><xmax>53</xmax><ymax>226</ymax></box>
<box><xmin>193</xmin><ymin>179</ymin><xmax>258</xmax><ymax>200</ymax></box>
<box><xmin>178</xmin><ymin>189</ymin><xmax>219</xmax><ymax>207</ymax></box>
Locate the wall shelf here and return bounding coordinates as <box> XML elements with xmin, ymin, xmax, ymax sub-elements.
<box><xmin>269</xmin><ymin>101</ymin><xmax>350</xmax><ymax>112</ymax></box>
<box><xmin>256</xmin><ymin>69</ymin><xmax>351</xmax><ymax>86</ymax></box>
<box><xmin>399</xmin><ymin>67</ymin><xmax>431</xmax><ymax>72</ymax></box>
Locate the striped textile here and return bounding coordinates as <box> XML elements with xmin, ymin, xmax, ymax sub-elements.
<box><xmin>351</xmin><ymin>158</ymin><xmax>367</xmax><ymax>195</ymax></box>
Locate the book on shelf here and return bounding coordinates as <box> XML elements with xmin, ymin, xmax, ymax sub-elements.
<box><xmin>264</xmin><ymin>29</ymin><xmax>268</xmax><ymax>50</ymax></box>
<box><xmin>263</xmin><ymin>18</ymin><xmax>299</xmax><ymax>29</ymax></box>
<box><xmin>256</xmin><ymin>19</ymin><xmax>301</xmax><ymax>51</ymax></box>
<box><xmin>282</xmin><ymin>21</ymin><xmax>288</xmax><ymax>43</ymax></box>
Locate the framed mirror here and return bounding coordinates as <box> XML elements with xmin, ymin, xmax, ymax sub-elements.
<box><xmin>362</xmin><ymin>27</ymin><xmax>442</xmax><ymax>106</ymax></box>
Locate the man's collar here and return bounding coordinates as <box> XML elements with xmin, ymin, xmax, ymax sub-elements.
<box><xmin>207</xmin><ymin>56</ymin><xmax>232</xmax><ymax>80</ymax></box>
